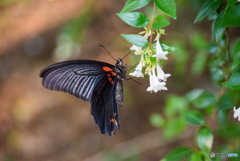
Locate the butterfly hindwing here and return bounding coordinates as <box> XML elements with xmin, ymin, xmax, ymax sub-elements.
<box><xmin>90</xmin><ymin>73</ymin><xmax>120</xmax><ymax>136</ymax></box>
<box><xmin>40</xmin><ymin>60</ymin><xmax>114</xmax><ymax>101</ymax></box>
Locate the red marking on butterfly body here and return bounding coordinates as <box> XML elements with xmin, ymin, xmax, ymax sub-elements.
<box><xmin>103</xmin><ymin>66</ymin><xmax>115</xmax><ymax>84</ymax></box>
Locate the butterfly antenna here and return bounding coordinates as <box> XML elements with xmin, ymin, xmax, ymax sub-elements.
<box><xmin>99</xmin><ymin>45</ymin><xmax>117</xmax><ymax>61</ymax></box>
<box><xmin>122</xmin><ymin>50</ymin><xmax>132</xmax><ymax>60</ymax></box>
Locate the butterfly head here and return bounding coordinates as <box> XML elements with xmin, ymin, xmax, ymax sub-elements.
<box><xmin>116</xmin><ymin>58</ymin><xmax>123</xmax><ymax>65</ymax></box>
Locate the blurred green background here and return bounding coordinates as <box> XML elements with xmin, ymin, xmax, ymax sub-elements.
<box><xmin>0</xmin><ymin>0</ymin><xmax>239</xmax><ymax>161</ymax></box>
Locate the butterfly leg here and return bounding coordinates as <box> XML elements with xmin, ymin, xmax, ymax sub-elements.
<box><xmin>125</xmin><ymin>63</ymin><xmax>138</xmax><ymax>71</ymax></box>
<box><xmin>125</xmin><ymin>78</ymin><xmax>142</xmax><ymax>85</ymax></box>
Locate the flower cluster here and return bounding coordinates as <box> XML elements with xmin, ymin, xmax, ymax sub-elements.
<box><xmin>129</xmin><ymin>36</ymin><xmax>170</xmax><ymax>93</ymax></box>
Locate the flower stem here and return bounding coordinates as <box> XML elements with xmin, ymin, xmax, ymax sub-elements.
<box><xmin>209</xmin><ymin>28</ymin><xmax>231</xmax><ymax>125</ymax></box>
<box><xmin>208</xmin><ymin>66</ymin><xmax>232</xmax><ymax>126</ymax></box>
<box><xmin>149</xmin><ymin>2</ymin><xmax>155</xmax><ymax>47</ymax></box>
<box><xmin>208</xmin><ymin>86</ymin><xmax>225</xmax><ymax>125</ymax></box>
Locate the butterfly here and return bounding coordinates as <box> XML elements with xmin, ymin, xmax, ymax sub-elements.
<box><xmin>39</xmin><ymin>49</ymin><xmax>132</xmax><ymax>136</ymax></box>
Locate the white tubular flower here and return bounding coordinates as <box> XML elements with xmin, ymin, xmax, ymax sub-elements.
<box><xmin>147</xmin><ymin>68</ymin><xmax>167</xmax><ymax>93</ymax></box>
<box><xmin>130</xmin><ymin>45</ymin><xmax>142</xmax><ymax>54</ymax></box>
<box><xmin>129</xmin><ymin>61</ymin><xmax>144</xmax><ymax>78</ymax></box>
<box><xmin>152</xmin><ymin>38</ymin><xmax>168</xmax><ymax>60</ymax></box>
<box><xmin>157</xmin><ymin>64</ymin><xmax>171</xmax><ymax>81</ymax></box>
<box><xmin>233</xmin><ymin>107</ymin><xmax>240</xmax><ymax>121</ymax></box>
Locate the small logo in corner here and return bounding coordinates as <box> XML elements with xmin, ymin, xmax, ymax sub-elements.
<box><xmin>210</xmin><ymin>152</ymin><xmax>215</xmax><ymax>158</ymax></box>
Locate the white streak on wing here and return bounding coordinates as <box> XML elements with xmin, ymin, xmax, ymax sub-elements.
<box><xmin>64</xmin><ymin>73</ymin><xmax>76</xmax><ymax>93</ymax></box>
<box><xmin>58</xmin><ymin>72</ymin><xmax>74</xmax><ymax>91</ymax></box>
<box><xmin>71</xmin><ymin>76</ymin><xmax>82</xmax><ymax>95</ymax></box>
<box><xmin>82</xmin><ymin>76</ymin><xmax>95</xmax><ymax>98</ymax></box>
<box><xmin>53</xmin><ymin>68</ymin><xmax>73</xmax><ymax>90</ymax></box>
<box><xmin>80</xmin><ymin>76</ymin><xmax>92</xmax><ymax>98</ymax></box>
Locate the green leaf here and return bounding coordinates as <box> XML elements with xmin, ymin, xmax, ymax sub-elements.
<box><xmin>207</xmin><ymin>12</ymin><xmax>218</xmax><ymax>20</ymax></box>
<box><xmin>222</xmin><ymin>4</ymin><xmax>240</xmax><ymax>27</ymax></box>
<box><xmin>233</xmin><ymin>39</ymin><xmax>240</xmax><ymax>68</ymax></box>
<box><xmin>210</xmin><ymin>67</ymin><xmax>225</xmax><ymax>81</ymax></box>
<box><xmin>222</xmin><ymin>66</ymin><xmax>240</xmax><ymax>90</ymax></box>
<box><xmin>54</xmin><ymin>10</ymin><xmax>92</xmax><ymax>60</ymax></box>
<box><xmin>152</xmin><ymin>42</ymin><xmax>177</xmax><ymax>53</ymax></box>
<box><xmin>208</xmin><ymin>56</ymin><xmax>226</xmax><ymax>67</ymax></box>
<box><xmin>204</xmin><ymin>104</ymin><xmax>214</xmax><ymax>115</ymax></box>
<box><xmin>171</xmin><ymin>40</ymin><xmax>188</xmax><ymax>75</ymax></box>
<box><xmin>121</xmin><ymin>34</ymin><xmax>148</xmax><ymax>47</ymax></box>
<box><xmin>185</xmin><ymin>89</ymin><xmax>204</xmax><ymax>102</ymax></box>
<box><xmin>117</xmin><ymin>12</ymin><xmax>149</xmax><ymax>28</ymax></box>
<box><xmin>227</xmin><ymin>87</ymin><xmax>240</xmax><ymax>104</ymax></box>
<box><xmin>188</xmin><ymin>152</ymin><xmax>203</xmax><ymax>161</ymax></box>
<box><xmin>152</xmin><ymin>15</ymin><xmax>170</xmax><ymax>30</ymax></box>
<box><xmin>149</xmin><ymin>114</ymin><xmax>165</xmax><ymax>128</ymax></box>
<box><xmin>213</xmin><ymin>10</ymin><xmax>226</xmax><ymax>42</ymax></box>
<box><xmin>192</xmin><ymin>91</ymin><xmax>215</xmax><ymax>108</ymax></box>
<box><xmin>194</xmin><ymin>0</ymin><xmax>222</xmax><ymax>23</ymax></box>
<box><xmin>216</xmin><ymin>95</ymin><xmax>233</xmax><ymax>110</ymax></box>
<box><xmin>191</xmin><ymin>51</ymin><xmax>208</xmax><ymax>76</ymax></box>
<box><xmin>220</xmin><ymin>33</ymin><xmax>228</xmax><ymax>48</ymax></box>
<box><xmin>164</xmin><ymin>95</ymin><xmax>188</xmax><ymax>117</ymax></box>
<box><xmin>211</xmin><ymin>20</ymin><xmax>215</xmax><ymax>41</ymax></box>
<box><xmin>197</xmin><ymin>126</ymin><xmax>213</xmax><ymax>154</ymax></box>
<box><xmin>160</xmin><ymin>41</ymin><xmax>177</xmax><ymax>53</ymax></box>
<box><xmin>218</xmin><ymin>123</ymin><xmax>240</xmax><ymax>138</ymax></box>
<box><xmin>183</xmin><ymin>111</ymin><xmax>205</xmax><ymax>125</ymax></box>
<box><xmin>172</xmin><ymin>40</ymin><xmax>188</xmax><ymax>68</ymax></box>
<box><xmin>190</xmin><ymin>33</ymin><xmax>207</xmax><ymax>50</ymax></box>
<box><xmin>226</xmin><ymin>0</ymin><xmax>238</xmax><ymax>9</ymax></box>
<box><xmin>218</xmin><ymin>110</ymin><xmax>228</xmax><ymax>129</ymax></box>
<box><xmin>163</xmin><ymin>117</ymin><xmax>187</xmax><ymax>139</ymax></box>
<box><xmin>207</xmin><ymin>42</ymin><xmax>219</xmax><ymax>54</ymax></box>
<box><xmin>120</xmin><ymin>0</ymin><xmax>151</xmax><ymax>13</ymax></box>
<box><xmin>154</xmin><ymin>0</ymin><xmax>177</xmax><ymax>19</ymax></box>
<box><xmin>161</xmin><ymin>147</ymin><xmax>193</xmax><ymax>161</ymax></box>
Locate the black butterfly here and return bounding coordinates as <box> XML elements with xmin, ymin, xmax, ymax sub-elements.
<box><xmin>40</xmin><ymin>55</ymin><xmax>129</xmax><ymax>136</ymax></box>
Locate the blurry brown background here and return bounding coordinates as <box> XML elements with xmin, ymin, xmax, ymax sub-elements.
<box><xmin>0</xmin><ymin>0</ymin><xmax>239</xmax><ymax>161</ymax></box>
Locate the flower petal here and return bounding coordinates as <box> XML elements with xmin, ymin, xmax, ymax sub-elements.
<box><xmin>157</xmin><ymin>64</ymin><xmax>171</xmax><ymax>81</ymax></box>
<box><xmin>130</xmin><ymin>45</ymin><xmax>142</xmax><ymax>54</ymax></box>
<box><xmin>233</xmin><ymin>107</ymin><xmax>240</xmax><ymax>121</ymax></box>
<box><xmin>129</xmin><ymin>61</ymin><xmax>144</xmax><ymax>78</ymax></box>
<box><xmin>156</xmin><ymin>38</ymin><xmax>163</xmax><ymax>53</ymax></box>
<box><xmin>154</xmin><ymin>38</ymin><xmax>169</xmax><ymax>60</ymax></box>
<box><xmin>147</xmin><ymin>68</ymin><xmax>168</xmax><ymax>93</ymax></box>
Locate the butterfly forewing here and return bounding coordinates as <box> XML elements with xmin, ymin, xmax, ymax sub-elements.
<box><xmin>40</xmin><ymin>60</ymin><xmax>114</xmax><ymax>101</ymax></box>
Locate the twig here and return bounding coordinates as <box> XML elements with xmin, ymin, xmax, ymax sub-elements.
<box><xmin>208</xmin><ymin>79</ymin><xmax>226</xmax><ymax>125</ymax></box>
<box><xmin>149</xmin><ymin>2</ymin><xmax>155</xmax><ymax>46</ymax></box>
